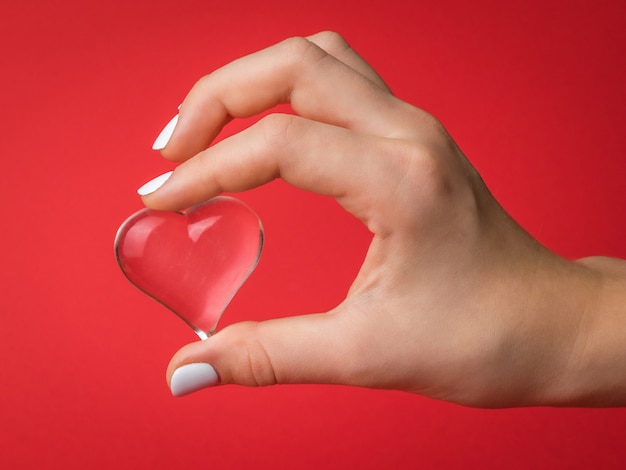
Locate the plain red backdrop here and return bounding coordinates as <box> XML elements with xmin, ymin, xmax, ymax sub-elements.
<box><xmin>1</xmin><ymin>0</ymin><xmax>625</xmax><ymax>468</ymax></box>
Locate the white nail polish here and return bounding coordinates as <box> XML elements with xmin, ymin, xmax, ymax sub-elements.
<box><xmin>170</xmin><ymin>363</ymin><xmax>219</xmax><ymax>397</ymax></box>
<box><xmin>152</xmin><ymin>114</ymin><xmax>179</xmax><ymax>150</ymax></box>
<box><xmin>137</xmin><ymin>171</ymin><xmax>173</xmax><ymax>196</ymax></box>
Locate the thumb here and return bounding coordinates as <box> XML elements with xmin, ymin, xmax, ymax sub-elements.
<box><xmin>166</xmin><ymin>310</ymin><xmax>363</xmax><ymax>396</ymax></box>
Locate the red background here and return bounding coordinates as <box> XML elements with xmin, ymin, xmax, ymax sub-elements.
<box><xmin>1</xmin><ymin>0</ymin><xmax>625</xmax><ymax>468</ymax></box>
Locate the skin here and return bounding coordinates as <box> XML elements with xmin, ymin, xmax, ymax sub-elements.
<box><xmin>142</xmin><ymin>31</ymin><xmax>626</xmax><ymax>408</ymax></box>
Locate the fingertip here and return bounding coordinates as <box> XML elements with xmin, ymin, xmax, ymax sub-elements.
<box><xmin>166</xmin><ymin>340</ymin><xmax>217</xmax><ymax>396</ymax></box>
<box><xmin>136</xmin><ymin>170</ymin><xmax>191</xmax><ymax>212</ymax></box>
<box><xmin>151</xmin><ymin>111</ymin><xmax>200</xmax><ymax>163</ymax></box>
<box><xmin>166</xmin><ymin>339</ymin><xmax>209</xmax><ymax>380</ymax></box>
<box><xmin>136</xmin><ymin>164</ymin><xmax>221</xmax><ymax>211</ymax></box>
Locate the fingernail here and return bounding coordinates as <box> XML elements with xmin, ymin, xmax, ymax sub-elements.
<box><xmin>137</xmin><ymin>171</ymin><xmax>173</xmax><ymax>196</ymax></box>
<box><xmin>170</xmin><ymin>363</ymin><xmax>219</xmax><ymax>397</ymax></box>
<box><xmin>152</xmin><ymin>114</ymin><xmax>179</xmax><ymax>150</ymax></box>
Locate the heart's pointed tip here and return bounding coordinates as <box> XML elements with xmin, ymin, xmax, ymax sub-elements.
<box><xmin>195</xmin><ymin>330</ymin><xmax>210</xmax><ymax>341</ymax></box>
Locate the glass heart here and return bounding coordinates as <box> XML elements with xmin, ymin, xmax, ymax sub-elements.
<box><xmin>114</xmin><ymin>197</ymin><xmax>263</xmax><ymax>339</ymax></box>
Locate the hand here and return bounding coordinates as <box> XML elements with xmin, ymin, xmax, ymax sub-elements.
<box><xmin>140</xmin><ymin>32</ymin><xmax>626</xmax><ymax>407</ymax></box>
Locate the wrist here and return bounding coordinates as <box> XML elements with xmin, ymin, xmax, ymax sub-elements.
<box><xmin>482</xmin><ymin>253</ymin><xmax>604</xmax><ymax>407</ymax></box>
<box><xmin>553</xmin><ymin>257</ymin><xmax>626</xmax><ymax>406</ymax></box>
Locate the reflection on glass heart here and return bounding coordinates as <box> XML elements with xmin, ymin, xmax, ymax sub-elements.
<box><xmin>114</xmin><ymin>197</ymin><xmax>263</xmax><ymax>339</ymax></box>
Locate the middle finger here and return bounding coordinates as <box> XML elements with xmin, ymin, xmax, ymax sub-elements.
<box><xmin>162</xmin><ymin>37</ymin><xmax>421</xmax><ymax>161</ymax></box>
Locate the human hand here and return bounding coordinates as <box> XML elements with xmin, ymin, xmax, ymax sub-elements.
<box><xmin>139</xmin><ymin>32</ymin><xmax>626</xmax><ymax>407</ymax></box>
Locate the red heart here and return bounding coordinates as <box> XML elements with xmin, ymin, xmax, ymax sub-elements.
<box><xmin>114</xmin><ymin>197</ymin><xmax>263</xmax><ymax>339</ymax></box>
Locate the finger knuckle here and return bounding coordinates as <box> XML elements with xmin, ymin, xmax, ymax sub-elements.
<box><xmin>408</xmin><ymin>145</ymin><xmax>454</xmax><ymax>201</ymax></box>
<box><xmin>194</xmin><ymin>72</ymin><xmax>215</xmax><ymax>93</ymax></box>
<box><xmin>244</xmin><ymin>341</ymin><xmax>278</xmax><ymax>387</ymax></box>
<box><xmin>280</xmin><ymin>35</ymin><xmax>319</xmax><ymax>59</ymax></box>
<box><xmin>234</xmin><ymin>330</ymin><xmax>277</xmax><ymax>387</ymax></box>
<box><xmin>311</xmin><ymin>31</ymin><xmax>350</xmax><ymax>54</ymax></box>
<box><xmin>258</xmin><ymin>113</ymin><xmax>297</xmax><ymax>146</ymax></box>
<box><xmin>223</xmin><ymin>323</ymin><xmax>278</xmax><ymax>387</ymax></box>
<box><xmin>279</xmin><ymin>35</ymin><xmax>329</xmax><ymax>72</ymax></box>
<box><xmin>374</xmin><ymin>141</ymin><xmax>457</xmax><ymax>231</ymax></box>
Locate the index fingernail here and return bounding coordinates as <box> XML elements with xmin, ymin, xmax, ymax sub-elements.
<box><xmin>137</xmin><ymin>171</ymin><xmax>173</xmax><ymax>196</ymax></box>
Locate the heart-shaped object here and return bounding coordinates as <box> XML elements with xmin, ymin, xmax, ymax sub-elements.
<box><xmin>114</xmin><ymin>197</ymin><xmax>263</xmax><ymax>339</ymax></box>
